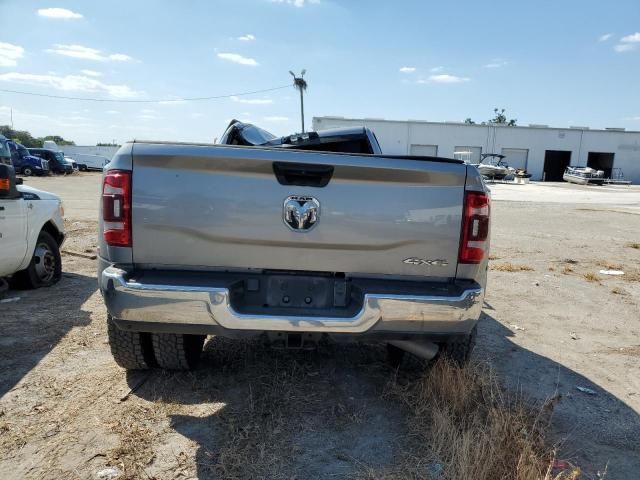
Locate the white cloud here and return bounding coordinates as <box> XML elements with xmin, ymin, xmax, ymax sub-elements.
<box><xmin>399</xmin><ymin>66</ymin><xmax>416</xmax><ymax>73</ymax></box>
<box><xmin>614</xmin><ymin>32</ymin><xmax>640</xmax><ymax>52</ymax></box>
<box><xmin>263</xmin><ymin>116</ymin><xmax>289</xmax><ymax>122</ymax></box>
<box><xmin>37</xmin><ymin>8</ymin><xmax>83</xmax><ymax>19</ymax></box>
<box><xmin>426</xmin><ymin>74</ymin><xmax>470</xmax><ymax>84</ymax></box>
<box><xmin>108</xmin><ymin>53</ymin><xmax>133</xmax><ymax>62</ymax></box>
<box><xmin>0</xmin><ymin>72</ymin><xmax>140</xmax><ymax>98</ymax></box>
<box><xmin>621</xmin><ymin>32</ymin><xmax>640</xmax><ymax>43</ymax></box>
<box><xmin>230</xmin><ymin>95</ymin><xmax>273</xmax><ymax>104</ymax></box>
<box><xmin>46</xmin><ymin>44</ymin><xmax>134</xmax><ymax>62</ymax></box>
<box><xmin>614</xmin><ymin>43</ymin><xmax>636</xmax><ymax>52</ymax></box>
<box><xmin>598</xmin><ymin>33</ymin><xmax>613</xmax><ymax>42</ymax></box>
<box><xmin>217</xmin><ymin>52</ymin><xmax>258</xmax><ymax>66</ymax></box>
<box><xmin>484</xmin><ymin>59</ymin><xmax>508</xmax><ymax>68</ymax></box>
<box><xmin>0</xmin><ymin>42</ymin><xmax>24</xmax><ymax>67</ymax></box>
<box><xmin>271</xmin><ymin>0</ymin><xmax>319</xmax><ymax>7</ymax></box>
<box><xmin>623</xmin><ymin>116</ymin><xmax>640</xmax><ymax>121</ymax></box>
<box><xmin>80</xmin><ymin>69</ymin><xmax>102</xmax><ymax>77</ymax></box>
<box><xmin>105</xmin><ymin>110</ymin><xmax>119</xmax><ymax>114</ymax></box>
<box><xmin>238</xmin><ymin>34</ymin><xmax>256</xmax><ymax>41</ymax></box>
<box><xmin>430</xmin><ymin>66</ymin><xmax>444</xmax><ymax>72</ymax></box>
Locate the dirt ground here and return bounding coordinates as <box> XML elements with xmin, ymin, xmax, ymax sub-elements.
<box><xmin>1</xmin><ymin>174</ymin><xmax>639</xmax><ymax>479</ymax></box>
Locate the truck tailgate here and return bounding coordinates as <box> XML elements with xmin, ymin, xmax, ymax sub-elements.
<box><xmin>131</xmin><ymin>143</ymin><xmax>466</xmax><ymax>278</ymax></box>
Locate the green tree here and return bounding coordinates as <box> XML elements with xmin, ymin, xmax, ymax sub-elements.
<box><xmin>464</xmin><ymin>118</ymin><xmax>476</xmax><ymax>125</ymax></box>
<box><xmin>0</xmin><ymin>125</ymin><xmax>41</xmax><ymax>147</ymax></box>
<box><xmin>0</xmin><ymin>126</ymin><xmax>76</xmax><ymax>147</ymax></box>
<box><xmin>489</xmin><ymin>108</ymin><xmax>517</xmax><ymax>126</ymax></box>
<box><xmin>42</xmin><ymin>135</ymin><xmax>75</xmax><ymax>146</ymax></box>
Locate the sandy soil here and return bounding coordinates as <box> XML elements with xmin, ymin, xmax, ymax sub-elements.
<box><xmin>1</xmin><ymin>175</ymin><xmax>639</xmax><ymax>479</ymax></box>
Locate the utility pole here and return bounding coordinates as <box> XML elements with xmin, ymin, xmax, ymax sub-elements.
<box><xmin>289</xmin><ymin>69</ymin><xmax>307</xmax><ymax>133</ymax></box>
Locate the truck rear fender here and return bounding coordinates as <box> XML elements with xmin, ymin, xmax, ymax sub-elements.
<box><xmin>99</xmin><ymin>143</ymin><xmax>133</xmax><ymax>265</ymax></box>
<box><xmin>455</xmin><ymin>166</ymin><xmax>490</xmax><ymax>285</ymax></box>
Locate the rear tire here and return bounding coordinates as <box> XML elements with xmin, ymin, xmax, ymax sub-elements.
<box><xmin>22</xmin><ymin>167</ymin><xmax>33</xmax><ymax>176</ymax></box>
<box><xmin>438</xmin><ymin>325</ymin><xmax>477</xmax><ymax>366</ymax></box>
<box><xmin>12</xmin><ymin>231</ymin><xmax>61</xmax><ymax>289</ymax></box>
<box><xmin>152</xmin><ymin>333</ymin><xmax>205</xmax><ymax>370</ymax></box>
<box><xmin>107</xmin><ymin>315</ymin><xmax>155</xmax><ymax>370</ymax></box>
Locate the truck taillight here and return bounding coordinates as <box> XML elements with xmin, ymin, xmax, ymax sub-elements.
<box><xmin>459</xmin><ymin>191</ymin><xmax>490</xmax><ymax>264</ymax></box>
<box><xmin>102</xmin><ymin>170</ymin><xmax>131</xmax><ymax>247</ymax></box>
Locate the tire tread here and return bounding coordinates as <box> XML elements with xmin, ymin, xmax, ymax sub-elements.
<box><xmin>107</xmin><ymin>316</ymin><xmax>154</xmax><ymax>370</ymax></box>
<box><xmin>439</xmin><ymin>325</ymin><xmax>477</xmax><ymax>366</ymax></box>
<box><xmin>152</xmin><ymin>333</ymin><xmax>205</xmax><ymax>370</ymax></box>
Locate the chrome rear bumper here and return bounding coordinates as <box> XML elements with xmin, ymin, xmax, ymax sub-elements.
<box><xmin>101</xmin><ymin>267</ymin><xmax>483</xmax><ymax>336</ymax></box>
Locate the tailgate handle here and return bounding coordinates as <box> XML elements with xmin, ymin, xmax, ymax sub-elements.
<box><xmin>273</xmin><ymin>162</ymin><xmax>334</xmax><ymax>187</ymax></box>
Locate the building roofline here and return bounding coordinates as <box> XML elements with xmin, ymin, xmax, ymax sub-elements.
<box><xmin>313</xmin><ymin>116</ymin><xmax>640</xmax><ymax>134</ymax></box>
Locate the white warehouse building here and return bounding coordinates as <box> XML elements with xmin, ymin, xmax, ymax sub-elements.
<box><xmin>312</xmin><ymin>116</ymin><xmax>640</xmax><ymax>184</ymax></box>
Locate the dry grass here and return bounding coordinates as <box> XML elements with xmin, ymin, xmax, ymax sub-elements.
<box><xmin>611</xmin><ymin>287</ymin><xmax>627</xmax><ymax>295</ymax></box>
<box><xmin>488</xmin><ymin>254</ymin><xmax>500</xmax><ymax>261</ymax></box>
<box><xmin>106</xmin><ymin>404</ymin><xmax>159</xmax><ymax>480</ymax></box>
<box><xmin>561</xmin><ymin>266</ymin><xmax>574</xmax><ymax>275</ymax></box>
<box><xmin>595</xmin><ymin>260</ymin><xmax>625</xmax><ymax>271</ymax></box>
<box><xmin>626</xmin><ymin>242</ymin><xmax>640</xmax><ymax>249</ymax></box>
<box><xmin>623</xmin><ymin>271</ymin><xmax>640</xmax><ymax>282</ymax></box>
<box><xmin>491</xmin><ymin>263</ymin><xmax>534</xmax><ymax>272</ymax></box>
<box><xmin>381</xmin><ymin>360</ymin><xmax>579</xmax><ymax>480</ymax></box>
<box><xmin>583</xmin><ymin>272</ymin><xmax>600</xmax><ymax>283</ymax></box>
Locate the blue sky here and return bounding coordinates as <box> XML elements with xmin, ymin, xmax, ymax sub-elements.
<box><xmin>0</xmin><ymin>0</ymin><xmax>639</xmax><ymax>145</ymax></box>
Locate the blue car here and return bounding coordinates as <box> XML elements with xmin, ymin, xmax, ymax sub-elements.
<box><xmin>7</xmin><ymin>141</ymin><xmax>49</xmax><ymax>176</ymax></box>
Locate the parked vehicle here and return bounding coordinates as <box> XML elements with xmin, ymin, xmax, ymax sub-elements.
<box><xmin>43</xmin><ymin>140</ymin><xmax>82</xmax><ymax>171</ymax></box>
<box><xmin>65</xmin><ymin>153</ymin><xmax>110</xmax><ymax>171</ymax></box>
<box><xmin>7</xmin><ymin>141</ymin><xmax>49</xmax><ymax>176</ymax></box>
<box><xmin>0</xmin><ymin>161</ymin><xmax>65</xmax><ymax>288</ymax></box>
<box><xmin>64</xmin><ymin>156</ymin><xmax>79</xmax><ymax>172</ymax></box>
<box><xmin>99</xmin><ymin>124</ymin><xmax>490</xmax><ymax>371</ymax></box>
<box><xmin>0</xmin><ymin>135</ymin><xmax>11</xmax><ymax>166</ymax></box>
<box><xmin>563</xmin><ymin>166</ymin><xmax>605</xmax><ymax>185</ymax></box>
<box><xmin>28</xmin><ymin>148</ymin><xmax>74</xmax><ymax>174</ymax></box>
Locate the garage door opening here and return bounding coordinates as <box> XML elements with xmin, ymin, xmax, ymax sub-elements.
<box><xmin>410</xmin><ymin>144</ymin><xmax>438</xmax><ymax>156</ymax></box>
<box><xmin>587</xmin><ymin>152</ymin><xmax>615</xmax><ymax>178</ymax></box>
<box><xmin>543</xmin><ymin>150</ymin><xmax>572</xmax><ymax>181</ymax></box>
<box><xmin>501</xmin><ymin>148</ymin><xmax>529</xmax><ymax>171</ymax></box>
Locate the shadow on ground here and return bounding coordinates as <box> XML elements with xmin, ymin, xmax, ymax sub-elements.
<box><xmin>0</xmin><ymin>272</ymin><xmax>95</xmax><ymax>397</ymax></box>
<box><xmin>128</xmin><ymin>313</ymin><xmax>640</xmax><ymax>479</ymax></box>
<box><xmin>479</xmin><ymin>311</ymin><xmax>640</xmax><ymax>479</ymax></box>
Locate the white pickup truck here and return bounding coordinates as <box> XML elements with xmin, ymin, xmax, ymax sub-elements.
<box><xmin>0</xmin><ymin>138</ymin><xmax>65</xmax><ymax>289</ymax></box>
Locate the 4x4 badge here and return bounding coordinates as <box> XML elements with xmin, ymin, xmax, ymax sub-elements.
<box><xmin>403</xmin><ymin>257</ymin><xmax>449</xmax><ymax>266</ymax></box>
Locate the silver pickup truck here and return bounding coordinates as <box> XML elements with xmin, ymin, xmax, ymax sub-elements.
<box><xmin>98</xmin><ymin>124</ymin><xmax>489</xmax><ymax>370</ymax></box>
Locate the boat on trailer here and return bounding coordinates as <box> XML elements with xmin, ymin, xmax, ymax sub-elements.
<box><xmin>563</xmin><ymin>166</ymin><xmax>605</xmax><ymax>185</ymax></box>
<box><xmin>472</xmin><ymin>153</ymin><xmax>516</xmax><ymax>180</ymax></box>
<box><xmin>603</xmin><ymin>168</ymin><xmax>632</xmax><ymax>185</ymax></box>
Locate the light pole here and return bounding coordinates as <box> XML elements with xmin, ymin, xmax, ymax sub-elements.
<box><xmin>289</xmin><ymin>69</ymin><xmax>307</xmax><ymax>133</ymax></box>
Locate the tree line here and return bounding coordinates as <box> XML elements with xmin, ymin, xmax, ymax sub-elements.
<box><xmin>464</xmin><ymin>108</ymin><xmax>517</xmax><ymax>126</ymax></box>
<box><xmin>0</xmin><ymin>125</ymin><xmax>76</xmax><ymax>147</ymax></box>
